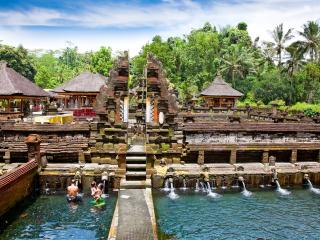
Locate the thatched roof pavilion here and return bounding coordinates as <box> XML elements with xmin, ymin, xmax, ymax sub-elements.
<box><xmin>53</xmin><ymin>71</ymin><xmax>107</xmax><ymax>110</ymax></box>
<box><xmin>0</xmin><ymin>61</ymin><xmax>48</xmax><ymax>97</ymax></box>
<box><xmin>200</xmin><ymin>74</ymin><xmax>243</xmax><ymax>107</ymax></box>
<box><xmin>0</xmin><ymin>61</ymin><xmax>49</xmax><ymax>117</ymax></box>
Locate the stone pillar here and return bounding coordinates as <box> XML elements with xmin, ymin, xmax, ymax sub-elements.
<box><xmin>198</xmin><ymin>150</ymin><xmax>204</xmax><ymax>165</ymax></box>
<box><xmin>230</xmin><ymin>149</ymin><xmax>237</xmax><ymax>164</ymax></box>
<box><xmin>291</xmin><ymin>149</ymin><xmax>297</xmax><ymax>163</ymax></box>
<box><xmin>146</xmin><ymin>154</ymin><xmax>155</xmax><ymax>177</ymax></box>
<box><xmin>25</xmin><ymin>134</ymin><xmax>41</xmax><ymax>164</ymax></box>
<box><xmin>262</xmin><ymin>150</ymin><xmax>269</xmax><ymax>164</ymax></box>
<box><xmin>116</xmin><ymin>154</ymin><xmax>126</xmax><ymax>175</ymax></box>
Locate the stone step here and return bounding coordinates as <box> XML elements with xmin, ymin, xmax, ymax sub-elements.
<box><xmin>120</xmin><ymin>179</ymin><xmax>151</xmax><ymax>189</ymax></box>
<box><xmin>126</xmin><ymin>151</ymin><xmax>146</xmax><ymax>156</ymax></box>
<box><xmin>126</xmin><ymin>156</ymin><xmax>146</xmax><ymax>162</ymax></box>
<box><xmin>126</xmin><ymin>163</ymin><xmax>146</xmax><ymax>169</ymax></box>
<box><xmin>127</xmin><ymin>145</ymin><xmax>145</xmax><ymax>153</ymax></box>
<box><xmin>126</xmin><ymin>171</ymin><xmax>146</xmax><ymax>177</ymax></box>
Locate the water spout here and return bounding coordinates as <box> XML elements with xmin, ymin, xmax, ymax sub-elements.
<box><xmin>168</xmin><ymin>181</ymin><xmax>179</xmax><ymax>200</ymax></box>
<box><xmin>195</xmin><ymin>179</ymin><xmax>200</xmax><ymax>192</ymax></box>
<box><xmin>275</xmin><ymin>180</ymin><xmax>291</xmax><ymax>196</ymax></box>
<box><xmin>221</xmin><ymin>177</ymin><xmax>227</xmax><ymax>190</ymax></box>
<box><xmin>44</xmin><ymin>181</ymin><xmax>50</xmax><ymax>195</ymax></box>
<box><xmin>199</xmin><ymin>182</ymin><xmax>207</xmax><ymax>192</ymax></box>
<box><xmin>305</xmin><ymin>175</ymin><xmax>320</xmax><ymax>195</ymax></box>
<box><xmin>238</xmin><ymin>177</ymin><xmax>252</xmax><ymax>197</ymax></box>
<box><xmin>163</xmin><ymin>178</ymin><xmax>170</xmax><ymax>192</ymax></box>
<box><xmin>206</xmin><ymin>181</ymin><xmax>221</xmax><ymax>198</ymax></box>
<box><xmin>101</xmin><ymin>172</ymin><xmax>109</xmax><ymax>198</ymax></box>
<box><xmin>211</xmin><ymin>179</ymin><xmax>217</xmax><ymax>190</ymax></box>
<box><xmin>180</xmin><ymin>177</ymin><xmax>187</xmax><ymax>191</ymax></box>
<box><xmin>74</xmin><ymin>171</ymin><xmax>82</xmax><ymax>188</ymax></box>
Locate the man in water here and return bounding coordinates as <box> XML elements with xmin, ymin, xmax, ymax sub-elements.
<box><xmin>67</xmin><ymin>179</ymin><xmax>81</xmax><ymax>202</ymax></box>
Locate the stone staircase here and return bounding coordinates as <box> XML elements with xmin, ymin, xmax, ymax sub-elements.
<box><xmin>126</xmin><ymin>154</ymin><xmax>146</xmax><ymax>181</ymax></box>
<box><xmin>121</xmin><ymin>143</ymin><xmax>150</xmax><ymax>189</ymax></box>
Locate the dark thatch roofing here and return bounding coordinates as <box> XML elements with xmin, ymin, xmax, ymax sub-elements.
<box><xmin>0</xmin><ymin>61</ymin><xmax>49</xmax><ymax>97</ymax></box>
<box><xmin>200</xmin><ymin>74</ymin><xmax>243</xmax><ymax>97</ymax></box>
<box><xmin>53</xmin><ymin>71</ymin><xmax>107</xmax><ymax>93</ymax></box>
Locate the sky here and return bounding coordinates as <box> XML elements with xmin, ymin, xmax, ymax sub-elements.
<box><xmin>0</xmin><ymin>0</ymin><xmax>319</xmax><ymax>56</ymax></box>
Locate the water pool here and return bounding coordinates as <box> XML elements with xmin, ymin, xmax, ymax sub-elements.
<box><xmin>154</xmin><ymin>189</ymin><xmax>320</xmax><ymax>240</ymax></box>
<box><xmin>0</xmin><ymin>194</ymin><xmax>116</xmax><ymax>240</ymax></box>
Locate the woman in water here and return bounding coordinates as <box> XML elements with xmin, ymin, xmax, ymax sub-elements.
<box><xmin>91</xmin><ymin>181</ymin><xmax>97</xmax><ymax>197</ymax></box>
<box><xmin>94</xmin><ymin>184</ymin><xmax>103</xmax><ymax>200</ymax></box>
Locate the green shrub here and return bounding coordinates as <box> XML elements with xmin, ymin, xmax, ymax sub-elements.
<box><xmin>288</xmin><ymin>102</ymin><xmax>320</xmax><ymax>113</ymax></box>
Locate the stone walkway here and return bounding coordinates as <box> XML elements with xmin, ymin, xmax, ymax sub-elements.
<box><xmin>116</xmin><ymin>189</ymin><xmax>155</xmax><ymax>240</ymax></box>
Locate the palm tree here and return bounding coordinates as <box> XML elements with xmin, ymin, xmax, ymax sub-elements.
<box><xmin>285</xmin><ymin>42</ymin><xmax>305</xmax><ymax>76</ymax></box>
<box><xmin>297</xmin><ymin>21</ymin><xmax>320</xmax><ymax>62</ymax></box>
<box><xmin>262</xmin><ymin>41</ymin><xmax>277</xmax><ymax>66</ymax></box>
<box><xmin>284</xmin><ymin>42</ymin><xmax>305</xmax><ymax>103</ymax></box>
<box><xmin>220</xmin><ymin>45</ymin><xmax>256</xmax><ymax>88</ymax></box>
<box><xmin>269</xmin><ymin>23</ymin><xmax>294</xmax><ymax>67</ymax></box>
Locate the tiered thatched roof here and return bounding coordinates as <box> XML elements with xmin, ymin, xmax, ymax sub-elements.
<box><xmin>0</xmin><ymin>61</ymin><xmax>49</xmax><ymax>97</ymax></box>
<box><xmin>53</xmin><ymin>71</ymin><xmax>107</xmax><ymax>93</ymax></box>
<box><xmin>200</xmin><ymin>75</ymin><xmax>243</xmax><ymax>97</ymax></box>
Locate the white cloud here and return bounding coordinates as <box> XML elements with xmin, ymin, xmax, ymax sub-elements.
<box><xmin>0</xmin><ymin>0</ymin><xmax>319</xmax><ymax>55</ymax></box>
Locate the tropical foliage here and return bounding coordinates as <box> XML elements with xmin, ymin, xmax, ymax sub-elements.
<box><xmin>1</xmin><ymin>20</ymin><xmax>320</xmax><ymax>107</ymax></box>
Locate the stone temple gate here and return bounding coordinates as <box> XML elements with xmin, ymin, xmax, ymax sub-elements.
<box><xmin>92</xmin><ymin>52</ymin><xmax>180</xmax><ymax>188</ymax></box>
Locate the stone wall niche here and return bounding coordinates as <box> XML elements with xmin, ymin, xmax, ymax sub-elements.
<box><xmin>236</xmin><ymin>150</ymin><xmax>263</xmax><ymax>163</ymax></box>
<box><xmin>204</xmin><ymin>150</ymin><xmax>231</xmax><ymax>163</ymax></box>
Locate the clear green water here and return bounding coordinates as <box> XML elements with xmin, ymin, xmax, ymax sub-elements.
<box><xmin>154</xmin><ymin>189</ymin><xmax>320</xmax><ymax>240</ymax></box>
<box><xmin>0</xmin><ymin>194</ymin><xmax>116</xmax><ymax>240</ymax></box>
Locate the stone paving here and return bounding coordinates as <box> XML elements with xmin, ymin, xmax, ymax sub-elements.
<box><xmin>116</xmin><ymin>189</ymin><xmax>154</xmax><ymax>240</ymax></box>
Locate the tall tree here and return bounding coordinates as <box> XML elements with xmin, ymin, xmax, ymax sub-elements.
<box><xmin>33</xmin><ymin>51</ymin><xmax>60</xmax><ymax>88</ymax></box>
<box><xmin>220</xmin><ymin>45</ymin><xmax>256</xmax><ymax>88</ymax></box>
<box><xmin>285</xmin><ymin>42</ymin><xmax>305</xmax><ymax>77</ymax></box>
<box><xmin>0</xmin><ymin>44</ymin><xmax>36</xmax><ymax>81</ymax></box>
<box><xmin>268</xmin><ymin>23</ymin><xmax>294</xmax><ymax>67</ymax></box>
<box><xmin>297</xmin><ymin>21</ymin><xmax>320</xmax><ymax>62</ymax></box>
<box><xmin>90</xmin><ymin>46</ymin><xmax>113</xmax><ymax>76</ymax></box>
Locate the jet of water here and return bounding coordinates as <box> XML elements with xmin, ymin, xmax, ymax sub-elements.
<box><xmin>206</xmin><ymin>182</ymin><xmax>221</xmax><ymax>199</ymax></box>
<box><xmin>275</xmin><ymin>180</ymin><xmax>291</xmax><ymax>195</ymax></box>
<box><xmin>195</xmin><ymin>179</ymin><xmax>200</xmax><ymax>192</ymax></box>
<box><xmin>180</xmin><ymin>178</ymin><xmax>187</xmax><ymax>191</ymax></box>
<box><xmin>163</xmin><ymin>179</ymin><xmax>170</xmax><ymax>192</ymax></box>
<box><xmin>101</xmin><ymin>179</ymin><xmax>109</xmax><ymax>198</ymax></box>
<box><xmin>240</xmin><ymin>180</ymin><xmax>252</xmax><ymax>197</ymax></box>
<box><xmin>168</xmin><ymin>182</ymin><xmax>179</xmax><ymax>200</ymax></box>
<box><xmin>307</xmin><ymin>179</ymin><xmax>320</xmax><ymax>195</ymax></box>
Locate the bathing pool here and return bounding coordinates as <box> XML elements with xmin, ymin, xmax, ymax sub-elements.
<box><xmin>0</xmin><ymin>194</ymin><xmax>116</xmax><ymax>240</ymax></box>
<box><xmin>154</xmin><ymin>188</ymin><xmax>320</xmax><ymax>240</ymax></box>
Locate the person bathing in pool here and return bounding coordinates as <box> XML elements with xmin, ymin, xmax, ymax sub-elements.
<box><xmin>67</xmin><ymin>179</ymin><xmax>81</xmax><ymax>202</ymax></box>
<box><xmin>91</xmin><ymin>181</ymin><xmax>97</xmax><ymax>197</ymax></box>
<box><xmin>93</xmin><ymin>183</ymin><xmax>104</xmax><ymax>203</ymax></box>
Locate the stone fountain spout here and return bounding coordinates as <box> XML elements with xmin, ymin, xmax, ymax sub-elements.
<box><xmin>102</xmin><ymin>171</ymin><xmax>109</xmax><ymax>195</ymax></box>
<box><xmin>74</xmin><ymin>170</ymin><xmax>82</xmax><ymax>188</ymax></box>
<box><xmin>271</xmin><ymin>168</ymin><xmax>278</xmax><ymax>182</ymax></box>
